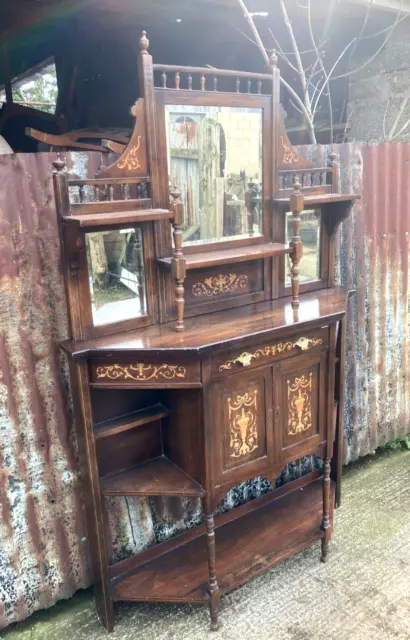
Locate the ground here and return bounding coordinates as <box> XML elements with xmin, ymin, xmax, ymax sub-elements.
<box><xmin>2</xmin><ymin>449</ymin><xmax>410</xmax><ymax>640</ymax></box>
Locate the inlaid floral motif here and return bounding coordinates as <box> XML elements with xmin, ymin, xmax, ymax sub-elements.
<box><xmin>287</xmin><ymin>372</ymin><xmax>313</xmax><ymax>435</ymax></box>
<box><xmin>192</xmin><ymin>273</ymin><xmax>248</xmax><ymax>297</ymax></box>
<box><xmin>117</xmin><ymin>137</ymin><xmax>142</xmax><ymax>171</ymax></box>
<box><xmin>95</xmin><ymin>363</ymin><xmax>186</xmax><ymax>382</ymax></box>
<box><xmin>227</xmin><ymin>390</ymin><xmax>258</xmax><ymax>458</ymax></box>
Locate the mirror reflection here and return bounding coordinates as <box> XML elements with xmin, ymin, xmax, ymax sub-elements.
<box><xmin>166</xmin><ymin>105</ymin><xmax>263</xmax><ymax>246</ymax></box>
<box><xmin>286</xmin><ymin>209</ymin><xmax>321</xmax><ymax>285</ymax></box>
<box><xmin>85</xmin><ymin>228</ymin><xmax>147</xmax><ymax>326</ymax></box>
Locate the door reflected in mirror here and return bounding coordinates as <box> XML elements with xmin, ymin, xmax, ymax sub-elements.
<box><xmin>166</xmin><ymin>105</ymin><xmax>263</xmax><ymax>247</ymax></box>
<box><xmin>85</xmin><ymin>228</ymin><xmax>147</xmax><ymax>326</ymax></box>
<box><xmin>286</xmin><ymin>209</ymin><xmax>321</xmax><ymax>285</ymax></box>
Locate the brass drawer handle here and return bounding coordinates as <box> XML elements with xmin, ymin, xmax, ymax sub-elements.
<box><xmin>293</xmin><ymin>337</ymin><xmax>323</xmax><ymax>352</ymax></box>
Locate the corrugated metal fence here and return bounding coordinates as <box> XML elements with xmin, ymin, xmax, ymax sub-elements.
<box><xmin>0</xmin><ymin>143</ymin><xmax>409</xmax><ymax>628</ymax></box>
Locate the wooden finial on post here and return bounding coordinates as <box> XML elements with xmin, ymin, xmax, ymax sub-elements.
<box><xmin>140</xmin><ymin>30</ymin><xmax>149</xmax><ymax>55</ymax></box>
<box><xmin>170</xmin><ymin>185</ymin><xmax>186</xmax><ymax>332</ymax></box>
<box><xmin>289</xmin><ymin>177</ymin><xmax>304</xmax><ymax>309</ymax></box>
<box><xmin>52</xmin><ymin>155</ymin><xmax>70</xmax><ymax>218</ymax></box>
<box><xmin>329</xmin><ymin>150</ymin><xmax>340</xmax><ymax>193</ymax></box>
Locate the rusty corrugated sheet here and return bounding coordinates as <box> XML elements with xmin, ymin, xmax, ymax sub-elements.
<box><xmin>0</xmin><ymin>143</ymin><xmax>409</xmax><ymax>629</ymax></box>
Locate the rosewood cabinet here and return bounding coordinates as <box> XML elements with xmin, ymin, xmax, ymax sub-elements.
<box><xmin>55</xmin><ymin>30</ymin><xmax>358</xmax><ymax>634</ymax></box>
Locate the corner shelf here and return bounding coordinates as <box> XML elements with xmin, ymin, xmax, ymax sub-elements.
<box><xmin>100</xmin><ymin>456</ymin><xmax>205</xmax><ymax>497</ymax></box>
<box><xmin>158</xmin><ymin>242</ymin><xmax>291</xmax><ymax>271</ymax></box>
<box><xmin>110</xmin><ymin>478</ymin><xmax>331</xmax><ymax>603</ymax></box>
<box><xmin>273</xmin><ymin>193</ymin><xmax>360</xmax><ymax>206</ymax></box>
<box><xmin>94</xmin><ymin>404</ymin><xmax>169</xmax><ymax>440</ymax></box>
<box><xmin>63</xmin><ymin>208</ymin><xmax>173</xmax><ymax>228</ymax></box>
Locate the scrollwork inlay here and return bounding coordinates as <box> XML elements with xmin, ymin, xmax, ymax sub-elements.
<box><xmin>219</xmin><ymin>337</ymin><xmax>322</xmax><ymax>371</ymax></box>
<box><xmin>227</xmin><ymin>390</ymin><xmax>258</xmax><ymax>458</ymax></box>
<box><xmin>95</xmin><ymin>363</ymin><xmax>187</xmax><ymax>382</ymax></box>
<box><xmin>192</xmin><ymin>273</ymin><xmax>248</xmax><ymax>297</ymax></box>
<box><xmin>287</xmin><ymin>372</ymin><xmax>313</xmax><ymax>435</ymax></box>
<box><xmin>117</xmin><ymin>137</ymin><xmax>142</xmax><ymax>171</ymax></box>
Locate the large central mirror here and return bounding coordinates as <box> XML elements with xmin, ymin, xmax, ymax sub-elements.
<box><xmin>165</xmin><ymin>105</ymin><xmax>263</xmax><ymax>247</ymax></box>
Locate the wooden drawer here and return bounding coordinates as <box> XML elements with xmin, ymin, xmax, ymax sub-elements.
<box><xmin>89</xmin><ymin>356</ymin><xmax>201</xmax><ymax>387</ymax></box>
<box><xmin>211</xmin><ymin>327</ymin><xmax>329</xmax><ymax>378</ymax></box>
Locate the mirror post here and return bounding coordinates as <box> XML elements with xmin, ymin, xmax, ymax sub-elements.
<box><xmin>170</xmin><ymin>186</ymin><xmax>186</xmax><ymax>332</ymax></box>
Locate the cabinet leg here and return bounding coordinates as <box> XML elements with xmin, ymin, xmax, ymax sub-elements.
<box><xmin>205</xmin><ymin>513</ymin><xmax>220</xmax><ymax>631</ymax></box>
<box><xmin>320</xmin><ymin>459</ymin><xmax>331</xmax><ymax>563</ymax></box>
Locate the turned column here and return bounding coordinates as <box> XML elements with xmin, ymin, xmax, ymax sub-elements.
<box><xmin>321</xmin><ymin>458</ymin><xmax>331</xmax><ymax>562</ymax></box>
<box><xmin>289</xmin><ymin>178</ymin><xmax>304</xmax><ymax>309</ymax></box>
<box><xmin>204</xmin><ymin>507</ymin><xmax>220</xmax><ymax>631</ymax></box>
<box><xmin>170</xmin><ymin>186</ymin><xmax>186</xmax><ymax>332</ymax></box>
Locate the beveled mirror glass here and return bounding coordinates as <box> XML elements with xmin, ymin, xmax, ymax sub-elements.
<box><xmin>285</xmin><ymin>209</ymin><xmax>321</xmax><ymax>285</ymax></box>
<box><xmin>85</xmin><ymin>228</ymin><xmax>147</xmax><ymax>326</ymax></box>
<box><xmin>165</xmin><ymin>105</ymin><xmax>263</xmax><ymax>247</ymax></box>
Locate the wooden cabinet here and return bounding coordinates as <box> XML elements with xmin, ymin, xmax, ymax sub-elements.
<box><xmin>55</xmin><ymin>30</ymin><xmax>357</xmax><ymax>635</ymax></box>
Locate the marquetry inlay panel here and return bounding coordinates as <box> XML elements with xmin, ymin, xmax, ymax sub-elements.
<box><xmin>227</xmin><ymin>390</ymin><xmax>259</xmax><ymax>458</ymax></box>
<box><xmin>219</xmin><ymin>336</ymin><xmax>323</xmax><ymax>371</ymax></box>
<box><xmin>192</xmin><ymin>273</ymin><xmax>248</xmax><ymax>297</ymax></box>
<box><xmin>95</xmin><ymin>363</ymin><xmax>187</xmax><ymax>382</ymax></box>
<box><xmin>287</xmin><ymin>372</ymin><xmax>313</xmax><ymax>436</ymax></box>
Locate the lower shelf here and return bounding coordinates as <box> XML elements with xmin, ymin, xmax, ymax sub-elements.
<box><xmin>111</xmin><ymin>477</ymin><xmax>333</xmax><ymax>604</ymax></box>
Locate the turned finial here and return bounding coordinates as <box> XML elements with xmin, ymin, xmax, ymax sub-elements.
<box><xmin>269</xmin><ymin>51</ymin><xmax>278</xmax><ymax>67</ymax></box>
<box><xmin>52</xmin><ymin>158</ymin><xmax>66</xmax><ymax>172</ymax></box>
<box><xmin>171</xmin><ymin>185</ymin><xmax>182</xmax><ymax>202</ymax></box>
<box><xmin>293</xmin><ymin>177</ymin><xmax>302</xmax><ymax>191</ymax></box>
<box><xmin>140</xmin><ymin>30</ymin><xmax>149</xmax><ymax>54</ymax></box>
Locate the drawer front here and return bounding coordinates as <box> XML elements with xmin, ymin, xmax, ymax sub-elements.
<box><xmin>89</xmin><ymin>357</ymin><xmax>201</xmax><ymax>386</ymax></box>
<box><xmin>212</xmin><ymin>327</ymin><xmax>329</xmax><ymax>378</ymax></box>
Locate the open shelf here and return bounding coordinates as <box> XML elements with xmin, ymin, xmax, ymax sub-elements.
<box><xmin>100</xmin><ymin>456</ymin><xmax>205</xmax><ymax>497</ymax></box>
<box><xmin>94</xmin><ymin>404</ymin><xmax>169</xmax><ymax>440</ymax></box>
<box><xmin>64</xmin><ymin>208</ymin><xmax>173</xmax><ymax>228</ymax></box>
<box><xmin>274</xmin><ymin>193</ymin><xmax>360</xmax><ymax>206</ymax></box>
<box><xmin>111</xmin><ymin>477</ymin><xmax>332</xmax><ymax>603</ymax></box>
<box><xmin>158</xmin><ymin>242</ymin><xmax>291</xmax><ymax>271</ymax></box>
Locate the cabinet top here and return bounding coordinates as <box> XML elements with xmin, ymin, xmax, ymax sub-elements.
<box><xmin>61</xmin><ymin>286</ymin><xmax>349</xmax><ymax>359</ymax></box>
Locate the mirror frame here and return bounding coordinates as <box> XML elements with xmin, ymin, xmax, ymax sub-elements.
<box><xmin>155</xmin><ymin>89</ymin><xmax>272</xmax><ymax>255</ymax></box>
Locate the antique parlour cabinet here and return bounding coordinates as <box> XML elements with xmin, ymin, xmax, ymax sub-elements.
<box><xmin>55</xmin><ymin>32</ymin><xmax>359</xmax><ymax>632</ymax></box>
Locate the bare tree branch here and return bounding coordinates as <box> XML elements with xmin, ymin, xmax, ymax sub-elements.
<box><xmin>236</xmin><ymin>0</ymin><xmax>270</xmax><ymax>66</ymax></box>
<box><xmin>388</xmin><ymin>87</ymin><xmax>410</xmax><ymax>139</ymax></box>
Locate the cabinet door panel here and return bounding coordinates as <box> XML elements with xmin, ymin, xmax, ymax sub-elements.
<box><xmin>210</xmin><ymin>367</ymin><xmax>273</xmax><ymax>488</ymax></box>
<box><xmin>276</xmin><ymin>353</ymin><xmax>327</xmax><ymax>458</ymax></box>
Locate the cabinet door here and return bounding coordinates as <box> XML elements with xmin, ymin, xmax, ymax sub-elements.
<box><xmin>209</xmin><ymin>367</ymin><xmax>273</xmax><ymax>489</ymax></box>
<box><xmin>275</xmin><ymin>352</ymin><xmax>327</xmax><ymax>463</ymax></box>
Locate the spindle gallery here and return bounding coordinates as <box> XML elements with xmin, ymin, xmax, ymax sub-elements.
<box><xmin>54</xmin><ymin>30</ymin><xmax>359</xmax><ymax>632</ymax></box>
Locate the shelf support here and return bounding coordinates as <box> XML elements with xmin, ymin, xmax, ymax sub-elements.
<box><xmin>289</xmin><ymin>178</ymin><xmax>304</xmax><ymax>309</ymax></box>
<box><xmin>320</xmin><ymin>458</ymin><xmax>331</xmax><ymax>562</ymax></box>
<box><xmin>170</xmin><ymin>186</ymin><xmax>186</xmax><ymax>332</ymax></box>
<box><xmin>205</xmin><ymin>508</ymin><xmax>220</xmax><ymax>631</ymax></box>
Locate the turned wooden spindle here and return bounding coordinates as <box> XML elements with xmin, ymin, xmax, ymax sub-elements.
<box><xmin>162</xmin><ymin>71</ymin><xmax>167</xmax><ymax>88</ymax></box>
<box><xmin>213</xmin><ymin>76</ymin><xmax>217</xmax><ymax>91</ymax></box>
<box><xmin>257</xmin><ymin>79</ymin><xmax>262</xmax><ymax>94</ymax></box>
<box><xmin>200</xmin><ymin>73</ymin><xmax>206</xmax><ymax>91</ymax></box>
<box><xmin>289</xmin><ymin>178</ymin><xmax>304</xmax><ymax>309</ymax></box>
<box><xmin>236</xmin><ymin>77</ymin><xmax>240</xmax><ymax>93</ymax></box>
<box><xmin>170</xmin><ymin>185</ymin><xmax>186</xmax><ymax>332</ymax></box>
<box><xmin>188</xmin><ymin>74</ymin><xmax>193</xmax><ymax>90</ymax></box>
<box><xmin>175</xmin><ymin>72</ymin><xmax>180</xmax><ymax>89</ymax></box>
<box><xmin>330</xmin><ymin>151</ymin><xmax>340</xmax><ymax>193</ymax></box>
<box><xmin>321</xmin><ymin>459</ymin><xmax>331</xmax><ymax>562</ymax></box>
<box><xmin>52</xmin><ymin>157</ymin><xmax>70</xmax><ymax>218</ymax></box>
<box><xmin>247</xmin><ymin>79</ymin><xmax>251</xmax><ymax>94</ymax></box>
<box><xmin>205</xmin><ymin>511</ymin><xmax>220</xmax><ymax>631</ymax></box>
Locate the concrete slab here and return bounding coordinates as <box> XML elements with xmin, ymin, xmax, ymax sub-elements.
<box><xmin>2</xmin><ymin>450</ymin><xmax>410</xmax><ymax>640</ymax></box>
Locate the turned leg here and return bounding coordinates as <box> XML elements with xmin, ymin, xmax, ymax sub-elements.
<box><xmin>321</xmin><ymin>459</ymin><xmax>331</xmax><ymax>562</ymax></box>
<box><xmin>205</xmin><ymin>512</ymin><xmax>220</xmax><ymax>631</ymax></box>
<box><xmin>289</xmin><ymin>179</ymin><xmax>304</xmax><ymax>309</ymax></box>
